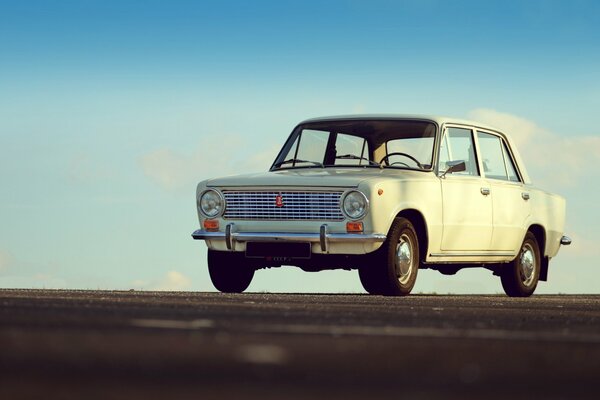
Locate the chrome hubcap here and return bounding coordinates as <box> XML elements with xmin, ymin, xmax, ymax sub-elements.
<box><xmin>395</xmin><ymin>234</ymin><xmax>413</xmax><ymax>284</ymax></box>
<box><xmin>519</xmin><ymin>244</ymin><xmax>536</xmax><ymax>287</ymax></box>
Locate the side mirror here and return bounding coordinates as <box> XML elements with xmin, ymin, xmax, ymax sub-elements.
<box><xmin>440</xmin><ymin>160</ymin><xmax>466</xmax><ymax>178</ymax></box>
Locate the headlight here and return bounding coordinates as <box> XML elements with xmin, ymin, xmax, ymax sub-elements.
<box><xmin>342</xmin><ymin>190</ymin><xmax>368</xmax><ymax>220</ymax></box>
<box><xmin>199</xmin><ymin>189</ymin><xmax>224</xmax><ymax>218</ymax></box>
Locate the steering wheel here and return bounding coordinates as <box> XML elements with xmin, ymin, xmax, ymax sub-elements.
<box><xmin>390</xmin><ymin>161</ymin><xmax>411</xmax><ymax>168</ymax></box>
<box><xmin>379</xmin><ymin>152</ymin><xmax>423</xmax><ymax>169</ymax></box>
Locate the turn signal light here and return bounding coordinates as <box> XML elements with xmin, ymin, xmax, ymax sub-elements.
<box><xmin>203</xmin><ymin>219</ymin><xmax>219</xmax><ymax>231</ymax></box>
<box><xmin>346</xmin><ymin>221</ymin><xmax>364</xmax><ymax>233</ymax></box>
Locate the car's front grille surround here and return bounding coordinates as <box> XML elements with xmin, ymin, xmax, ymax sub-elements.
<box><xmin>222</xmin><ymin>190</ymin><xmax>345</xmax><ymax>221</ymax></box>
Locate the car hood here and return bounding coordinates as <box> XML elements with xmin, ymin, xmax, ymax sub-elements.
<box><xmin>206</xmin><ymin>168</ymin><xmax>429</xmax><ymax>188</ymax></box>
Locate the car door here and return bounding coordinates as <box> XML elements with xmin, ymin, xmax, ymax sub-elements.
<box><xmin>476</xmin><ymin>131</ymin><xmax>530</xmax><ymax>252</ymax></box>
<box><xmin>439</xmin><ymin>126</ymin><xmax>493</xmax><ymax>251</ymax></box>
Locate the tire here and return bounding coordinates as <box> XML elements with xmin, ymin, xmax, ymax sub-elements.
<box><xmin>358</xmin><ymin>217</ymin><xmax>419</xmax><ymax>296</ymax></box>
<box><xmin>358</xmin><ymin>262</ymin><xmax>385</xmax><ymax>295</ymax></box>
<box><xmin>208</xmin><ymin>250</ymin><xmax>255</xmax><ymax>293</ymax></box>
<box><xmin>500</xmin><ymin>232</ymin><xmax>540</xmax><ymax>297</ymax></box>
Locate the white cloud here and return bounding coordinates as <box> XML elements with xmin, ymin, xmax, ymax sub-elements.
<box><xmin>468</xmin><ymin>108</ymin><xmax>600</xmax><ymax>190</ymax></box>
<box><xmin>467</xmin><ymin>109</ymin><xmax>538</xmax><ymax>148</ymax></box>
<box><xmin>352</xmin><ymin>104</ymin><xmax>366</xmax><ymax>113</ymax></box>
<box><xmin>139</xmin><ymin>135</ymin><xmax>280</xmax><ymax>192</ymax></box>
<box><xmin>155</xmin><ymin>270</ymin><xmax>192</xmax><ymax>291</ymax></box>
<box><xmin>131</xmin><ymin>270</ymin><xmax>193</xmax><ymax>291</ymax></box>
<box><xmin>0</xmin><ymin>250</ymin><xmax>12</xmax><ymax>272</ymax></box>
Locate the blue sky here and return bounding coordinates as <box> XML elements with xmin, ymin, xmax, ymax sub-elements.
<box><xmin>1</xmin><ymin>0</ymin><xmax>599</xmax><ymax>293</ymax></box>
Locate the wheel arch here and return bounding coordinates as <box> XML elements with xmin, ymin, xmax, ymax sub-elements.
<box><xmin>527</xmin><ymin>224</ymin><xmax>549</xmax><ymax>282</ymax></box>
<box><xmin>395</xmin><ymin>209</ymin><xmax>429</xmax><ymax>265</ymax></box>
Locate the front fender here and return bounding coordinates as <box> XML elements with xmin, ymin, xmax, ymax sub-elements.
<box><xmin>358</xmin><ymin>177</ymin><xmax>442</xmax><ymax>255</ymax></box>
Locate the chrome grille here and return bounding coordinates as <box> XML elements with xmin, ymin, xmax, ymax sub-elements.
<box><xmin>223</xmin><ymin>191</ymin><xmax>344</xmax><ymax>221</ymax></box>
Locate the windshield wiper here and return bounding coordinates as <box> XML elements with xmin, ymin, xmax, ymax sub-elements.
<box><xmin>274</xmin><ymin>158</ymin><xmax>324</xmax><ymax>168</ymax></box>
<box><xmin>335</xmin><ymin>154</ymin><xmax>381</xmax><ymax>167</ymax></box>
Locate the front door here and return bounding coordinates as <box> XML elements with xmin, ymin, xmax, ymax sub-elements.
<box><xmin>440</xmin><ymin>127</ymin><xmax>493</xmax><ymax>251</ymax></box>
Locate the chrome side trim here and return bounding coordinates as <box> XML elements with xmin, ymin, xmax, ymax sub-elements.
<box><xmin>430</xmin><ymin>252</ymin><xmax>515</xmax><ymax>257</ymax></box>
<box><xmin>560</xmin><ymin>235</ymin><xmax>572</xmax><ymax>246</ymax></box>
<box><xmin>191</xmin><ymin>229</ymin><xmax>387</xmax><ymax>247</ymax></box>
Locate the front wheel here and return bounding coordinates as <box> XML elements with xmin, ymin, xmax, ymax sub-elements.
<box><xmin>359</xmin><ymin>217</ymin><xmax>419</xmax><ymax>296</ymax></box>
<box><xmin>500</xmin><ymin>232</ymin><xmax>540</xmax><ymax>297</ymax></box>
<box><xmin>208</xmin><ymin>250</ymin><xmax>254</xmax><ymax>293</ymax></box>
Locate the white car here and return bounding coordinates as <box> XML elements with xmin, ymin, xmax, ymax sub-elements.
<box><xmin>192</xmin><ymin>115</ymin><xmax>571</xmax><ymax>297</ymax></box>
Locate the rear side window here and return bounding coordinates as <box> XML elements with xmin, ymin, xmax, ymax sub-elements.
<box><xmin>477</xmin><ymin>132</ymin><xmax>520</xmax><ymax>182</ymax></box>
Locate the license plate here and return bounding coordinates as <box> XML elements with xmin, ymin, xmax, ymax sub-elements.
<box><xmin>245</xmin><ymin>242</ymin><xmax>311</xmax><ymax>259</ymax></box>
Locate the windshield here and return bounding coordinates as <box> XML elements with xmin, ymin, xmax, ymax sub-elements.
<box><xmin>271</xmin><ymin>119</ymin><xmax>437</xmax><ymax>171</ymax></box>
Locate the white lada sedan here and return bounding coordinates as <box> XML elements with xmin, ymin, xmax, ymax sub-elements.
<box><xmin>192</xmin><ymin>115</ymin><xmax>571</xmax><ymax>297</ymax></box>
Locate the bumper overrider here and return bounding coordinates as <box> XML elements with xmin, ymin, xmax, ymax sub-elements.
<box><xmin>191</xmin><ymin>223</ymin><xmax>387</xmax><ymax>252</ymax></box>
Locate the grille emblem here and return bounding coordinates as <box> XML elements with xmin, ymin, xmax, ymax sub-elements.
<box><xmin>275</xmin><ymin>193</ymin><xmax>284</xmax><ymax>208</ymax></box>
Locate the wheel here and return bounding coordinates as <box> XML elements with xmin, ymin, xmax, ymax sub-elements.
<box><xmin>358</xmin><ymin>264</ymin><xmax>384</xmax><ymax>295</ymax></box>
<box><xmin>500</xmin><ymin>232</ymin><xmax>540</xmax><ymax>297</ymax></box>
<box><xmin>208</xmin><ymin>250</ymin><xmax>255</xmax><ymax>293</ymax></box>
<box><xmin>358</xmin><ymin>217</ymin><xmax>419</xmax><ymax>296</ymax></box>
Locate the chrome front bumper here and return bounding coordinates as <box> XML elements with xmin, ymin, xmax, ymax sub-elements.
<box><xmin>191</xmin><ymin>223</ymin><xmax>387</xmax><ymax>252</ymax></box>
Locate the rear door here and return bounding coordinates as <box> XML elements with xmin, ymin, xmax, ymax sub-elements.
<box><xmin>475</xmin><ymin>131</ymin><xmax>530</xmax><ymax>252</ymax></box>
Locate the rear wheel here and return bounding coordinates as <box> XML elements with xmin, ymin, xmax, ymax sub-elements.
<box><xmin>500</xmin><ymin>232</ymin><xmax>540</xmax><ymax>297</ymax></box>
<box><xmin>359</xmin><ymin>217</ymin><xmax>419</xmax><ymax>296</ymax></box>
<box><xmin>208</xmin><ymin>250</ymin><xmax>254</xmax><ymax>293</ymax></box>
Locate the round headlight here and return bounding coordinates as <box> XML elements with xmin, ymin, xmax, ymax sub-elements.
<box><xmin>342</xmin><ymin>191</ymin><xmax>368</xmax><ymax>220</ymax></box>
<box><xmin>199</xmin><ymin>189</ymin><xmax>224</xmax><ymax>218</ymax></box>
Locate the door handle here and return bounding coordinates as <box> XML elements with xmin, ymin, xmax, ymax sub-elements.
<box><xmin>480</xmin><ymin>187</ymin><xmax>490</xmax><ymax>196</ymax></box>
<box><xmin>522</xmin><ymin>192</ymin><xmax>530</xmax><ymax>200</ymax></box>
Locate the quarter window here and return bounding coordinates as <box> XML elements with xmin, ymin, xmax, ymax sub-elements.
<box><xmin>502</xmin><ymin>142</ymin><xmax>520</xmax><ymax>182</ymax></box>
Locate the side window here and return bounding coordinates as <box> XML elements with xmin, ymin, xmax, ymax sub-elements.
<box><xmin>439</xmin><ymin>127</ymin><xmax>479</xmax><ymax>176</ymax></box>
<box><xmin>334</xmin><ymin>133</ymin><xmax>368</xmax><ymax>165</ymax></box>
<box><xmin>477</xmin><ymin>132</ymin><xmax>516</xmax><ymax>181</ymax></box>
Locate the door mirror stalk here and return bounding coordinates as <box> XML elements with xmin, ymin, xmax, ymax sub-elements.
<box><xmin>440</xmin><ymin>160</ymin><xmax>466</xmax><ymax>179</ymax></box>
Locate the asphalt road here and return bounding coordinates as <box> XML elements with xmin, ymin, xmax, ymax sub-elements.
<box><xmin>1</xmin><ymin>290</ymin><xmax>599</xmax><ymax>399</ymax></box>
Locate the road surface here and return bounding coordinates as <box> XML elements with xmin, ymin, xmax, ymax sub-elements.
<box><xmin>1</xmin><ymin>290</ymin><xmax>599</xmax><ymax>399</ymax></box>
